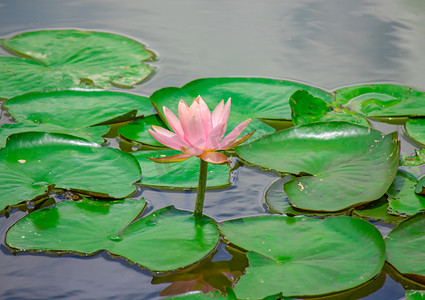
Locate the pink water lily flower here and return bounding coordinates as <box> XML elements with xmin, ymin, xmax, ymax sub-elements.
<box><xmin>148</xmin><ymin>96</ymin><xmax>255</xmax><ymax>164</ymax></box>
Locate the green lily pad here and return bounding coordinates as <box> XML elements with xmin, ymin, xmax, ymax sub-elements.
<box><xmin>236</xmin><ymin>121</ymin><xmax>400</xmax><ymax>212</ymax></box>
<box><xmin>387</xmin><ymin>170</ymin><xmax>425</xmax><ymax>217</ymax></box>
<box><xmin>289</xmin><ymin>89</ymin><xmax>369</xmax><ymax>127</ymax></box>
<box><xmin>0</xmin><ymin>132</ymin><xmax>141</xmax><ymax>210</ymax></box>
<box><xmin>150</xmin><ymin>78</ymin><xmax>333</xmax><ymax>142</ymax></box>
<box><xmin>405</xmin><ymin>118</ymin><xmax>425</xmax><ymax>146</ymax></box>
<box><xmin>4</xmin><ymin>90</ymin><xmax>154</xmax><ymax>128</ymax></box>
<box><xmin>164</xmin><ymin>289</ymin><xmax>237</xmax><ymax>300</ymax></box>
<box><xmin>333</xmin><ymin>84</ymin><xmax>425</xmax><ymax>117</ymax></box>
<box><xmin>386</xmin><ymin>212</ymin><xmax>425</xmax><ymax>284</ymax></box>
<box><xmin>132</xmin><ymin>150</ymin><xmax>231</xmax><ymax>189</ymax></box>
<box><xmin>6</xmin><ymin>199</ymin><xmax>220</xmax><ymax>271</ymax></box>
<box><xmin>407</xmin><ymin>290</ymin><xmax>425</xmax><ymax>300</ymax></box>
<box><xmin>0</xmin><ymin>30</ymin><xmax>155</xmax><ymax>99</ymax></box>
<box><xmin>265</xmin><ymin>176</ymin><xmax>347</xmax><ymax>217</ymax></box>
<box><xmin>220</xmin><ymin>215</ymin><xmax>386</xmax><ymax>299</ymax></box>
<box><xmin>401</xmin><ymin>149</ymin><xmax>425</xmax><ymax>167</ymax></box>
<box><xmin>118</xmin><ymin>114</ymin><xmax>166</xmax><ymax>147</ymax></box>
<box><xmin>352</xmin><ymin>196</ymin><xmax>406</xmax><ymax>224</ymax></box>
<box><xmin>0</xmin><ymin>123</ymin><xmax>109</xmax><ymax>148</ymax></box>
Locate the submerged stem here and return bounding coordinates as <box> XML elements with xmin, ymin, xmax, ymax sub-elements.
<box><xmin>194</xmin><ymin>158</ymin><xmax>208</xmax><ymax>218</ymax></box>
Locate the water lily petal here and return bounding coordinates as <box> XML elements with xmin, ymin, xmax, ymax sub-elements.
<box><xmin>185</xmin><ymin>114</ymin><xmax>206</xmax><ymax>148</ymax></box>
<box><xmin>205</xmin><ymin>121</ymin><xmax>227</xmax><ymax>149</ymax></box>
<box><xmin>199</xmin><ymin>151</ymin><xmax>229</xmax><ymax>164</ymax></box>
<box><xmin>182</xmin><ymin>146</ymin><xmax>205</xmax><ymax>156</ymax></box>
<box><xmin>220</xmin><ymin>130</ymin><xmax>256</xmax><ymax>150</ymax></box>
<box><xmin>211</xmin><ymin>99</ymin><xmax>224</xmax><ymax>128</ymax></box>
<box><xmin>147</xmin><ymin>153</ymin><xmax>192</xmax><ymax>163</ymax></box>
<box><xmin>196</xmin><ymin>96</ymin><xmax>213</xmax><ymax>137</ymax></box>
<box><xmin>163</xmin><ymin>106</ymin><xmax>185</xmax><ymax>140</ymax></box>
<box><xmin>218</xmin><ymin>118</ymin><xmax>251</xmax><ymax>149</ymax></box>
<box><xmin>149</xmin><ymin>128</ymin><xmax>188</xmax><ymax>150</ymax></box>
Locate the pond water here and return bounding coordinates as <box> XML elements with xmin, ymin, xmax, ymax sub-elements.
<box><xmin>1</xmin><ymin>0</ymin><xmax>425</xmax><ymax>299</ymax></box>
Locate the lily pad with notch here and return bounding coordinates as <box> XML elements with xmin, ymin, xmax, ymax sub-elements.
<box><xmin>236</xmin><ymin>121</ymin><xmax>399</xmax><ymax>212</ymax></box>
<box><xmin>0</xmin><ymin>132</ymin><xmax>141</xmax><ymax>210</ymax></box>
<box><xmin>6</xmin><ymin>198</ymin><xmax>220</xmax><ymax>271</ymax></box>
<box><xmin>219</xmin><ymin>215</ymin><xmax>386</xmax><ymax>299</ymax></box>
<box><xmin>0</xmin><ymin>29</ymin><xmax>156</xmax><ymax>99</ymax></box>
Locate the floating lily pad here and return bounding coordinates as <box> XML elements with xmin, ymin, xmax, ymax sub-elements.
<box><xmin>401</xmin><ymin>149</ymin><xmax>425</xmax><ymax>167</ymax></box>
<box><xmin>0</xmin><ymin>29</ymin><xmax>155</xmax><ymax>99</ymax></box>
<box><xmin>220</xmin><ymin>215</ymin><xmax>386</xmax><ymax>299</ymax></box>
<box><xmin>118</xmin><ymin>114</ymin><xmax>166</xmax><ymax>147</ymax></box>
<box><xmin>387</xmin><ymin>171</ymin><xmax>425</xmax><ymax>217</ymax></box>
<box><xmin>406</xmin><ymin>290</ymin><xmax>425</xmax><ymax>300</ymax></box>
<box><xmin>333</xmin><ymin>84</ymin><xmax>425</xmax><ymax>117</ymax></box>
<box><xmin>4</xmin><ymin>90</ymin><xmax>155</xmax><ymax>127</ymax></box>
<box><xmin>132</xmin><ymin>150</ymin><xmax>231</xmax><ymax>189</ymax></box>
<box><xmin>6</xmin><ymin>199</ymin><xmax>219</xmax><ymax>271</ymax></box>
<box><xmin>164</xmin><ymin>289</ymin><xmax>237</xmax><ymax>300</ymax></box>
<box><xmin>150</xmin><ymin>78</ymin><xmax>333</xmax><ymax>142</ymax></box>
<box><xmin>352</xmin><ymin>196</ymin><xmax>406</xmax><ymax>224</ymax></box>
<box><xmin>0</xmin><ymin>123</ymin><xmax>109</xmax><ymax>148</ymax></box>
<box><xmin>265</xmin><ymin>177</ymin><xmax>347</xmax><ymax>217</ymax></box>
<box><xmin>0</xmin><ymin>132</ymin><xmax>141</xmax><ymax>210</ymax></box>
<box><xmin>290</xmin><ymin>90</ymin><xmax>369</xmax><ymax>127</ymax></box>
<box><xmin>405</xmin><ymin>118</ymin><xmax>425</xmax><ymax>146</ymax></box>
<box><xmin>386</xmin><ymin>212</ymin><xmax>425</xmax><ymax>284</ymax></box>
<box><xmin>236</xmin><ymin>122</ymin><xmax>399</xmax><ymax>212</ymax></box>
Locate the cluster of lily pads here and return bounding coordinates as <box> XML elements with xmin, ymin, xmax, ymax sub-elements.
<box><xmin>2</xmin><ymin>29</ymin><xmax>425</xmax><ymax>300</ymax></box>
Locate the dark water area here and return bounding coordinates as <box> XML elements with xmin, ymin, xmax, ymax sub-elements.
<box><xmin>1</xmin><ymin>0</ymin><xmax>425</xmax><ymax>299</ymax></box>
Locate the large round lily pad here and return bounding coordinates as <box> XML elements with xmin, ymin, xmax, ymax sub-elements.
<box><xmin>0</xmin><ymin>132</ymin><xmax>141</xmax><ymax>210</ymax></box>
<box><xmin>333</xmin><ymin>84</ymin><xmax>425</xmax><ymax>117</ymax></box>
<box><xmin>4</xmin><ymin>90</ymin><xmax>155</xmax><ymax>127</ymax></box>
<box><xmin>150</xmin><ymin>78</ymin><xmax>333</xmax><ymax>142</ymax></box>
<box><xmin>6</xmin><ymin>199</ymin><xmax>220</xmax><ymax>271</ymax></box>
<box><xmin>236</xmin><ymin>121</ymin><xmax>400</xmax><ymax>212</ymax></box>
<box><xmin>219</xmin><ymin>215</ymin><xmax>386</xmax><ymax>299</ymax></box>
<box><xmin>386</xmin><ymin>212</ymin><xmax>425</xmax><ymax>284</ymax></box>
<box><xmin>132</xmin><ymin>150</ymin><xmax>231</xmax><ymax>189</ymax></box>
<box><xmin>0</xmin><ymin>30</ymin><xmax>155</xmax><ymax>99</ymax></box>
<box><xmin>118</xmin><ymin>114</ymin><xmax>166</xmax><ymax>147</ymax></box>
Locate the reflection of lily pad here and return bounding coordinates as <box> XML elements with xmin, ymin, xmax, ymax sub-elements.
<box><xmin>220</xmin><ymin>215</ymin><xmax>386</xmax><ymax>299</ymax></box>
<box><xmin>119</xmin><ymin>114</ymin><xmax>166</xmax><ymax>147</ymax></box>
<box><xmin>0</xmin><ymin>123</ymin><xmax>109</xmax><ymax>148</ymax></box>
<box><xmin>0</xmin><ymin>30</ymin><xmax>156</xmax><ymax>99</ymax></box>
<box><xmin>0</xmin><ymin>132</ymin><xmax>141</xmax><ymax>210</ymax></box>
<box><xmin>387</xmin><ymin>171</ymin><xmax>425</xmax><ymax>217</ymax></box>
<box><xmin>333</xmin><ymin>84</ymin><xmax>425</xmax><ymax>117</ymax></box>
<box><xmin>150</xmin><ymin>78</ymin><xmax>333</xmax><ymax>142</ymax></box>
<box><xmin>4</xmin><ymin>90</ymin><xmax>155</xmax><ymax>128</ymax></box>
<box><xmin>386</xmin><ymin>212</ymin><xmax>425</xmax><ymax>285</ymax></box>
<box><xmin>236</xmin><ymin>122</ymin><xmax>399</xmax><ymax>211</ymax></box>
<box><xmin>132</xmin><ymin>150</ymin><xmax>231</xmax><ymax>189</ymax></box>
<box><xmin>6</xmin><ymin>199</ymin><xmax>219</xmax><ymax>271</ymax></box>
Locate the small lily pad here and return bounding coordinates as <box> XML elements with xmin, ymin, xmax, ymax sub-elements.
<box><xmin>333</xmin><ymin>84</ymin><xmax>425</xmax><ymax>117</ymax></box>
<box><xmin>236</xmin><ymin>122</ymin><xmax>400</xmax><ymax>212</ymax></box>
<box><xmin>352</xmin><ymin>196</ymin><xmax>406</xmax><ymax>224</ymax></box>
<box><xmin>290</xmin><ymin>89</ymin><xmax>369</xmax><ymax>127</ymax></box>
<box><xmin>6</xmin><ymin>199</ymin><xmax>220</xmax><ymax>271</ymax></box>
<box><xmin>0</xmin><ymin>123</ymin><xmax>109</xmax><ymax>148</ymax></box>
<box><xmin>406</xmin><ymin>290</ymin><xmax>425</xmax><ymax>300</ymax></box>
<box><xmin>405</xmin><ymin>118</ymin><xmax>425</xmax><ymax>146</ymax></box>
<box><xmin>0</xmin><ymin>30</ymin><xmax>156</xmax><ymax>99</ymax></box>
<box><xmin>386</xmin><ymin>212</ymin><xmax>425</xmax><ymax>284</ymax></box>
<box><xmin>4</xmin><ymin>90</ymin><xmax>155</xmax><ymax>128</ymax></box>
<box><xmin>132</xmin><ymin>150</ymin><xmax>231</xmax><ymax>189</ymax></box>
<box><xmin>387</xmin><ymin>171</ymin><xmax>425</xmax><ymax>217</ymax></box>
<box><xmin>401</xmin><ymin>149</ymin><xmax>425</xmax><ymax>167</ymax></box>
<box><xmin>0</xmin><ymin>132</ymin><xmax>141</xmax><ymax>210</ymax></box>
<box><xmin>220</xmin><ymin>215</ymin><xmax>386</xmax><ymax>299</ymax></box>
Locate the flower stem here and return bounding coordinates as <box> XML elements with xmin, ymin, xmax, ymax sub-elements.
<box><xmin>194</xmin><ymin>158</ymin><xmax>208</xmax><ymax>218</ymax></box>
